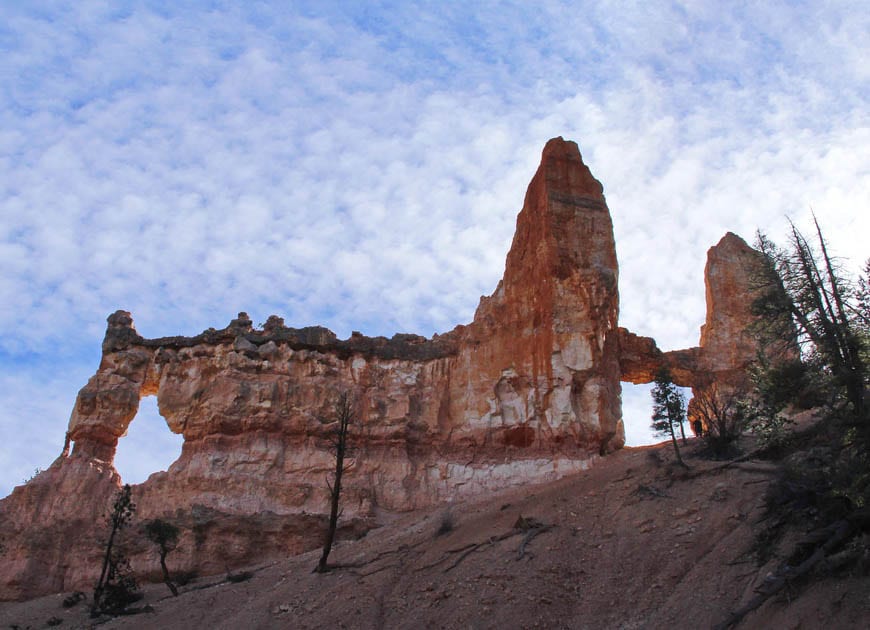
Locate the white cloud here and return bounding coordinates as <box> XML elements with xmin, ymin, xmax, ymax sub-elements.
<box><xmin>1</xmin><ymin>1</ymin><xmax>868</xmax><ymax>495</ymax></box>
<box><xmin>0</xmin><ymin>366</ymin><xmax>90</xmax><ymax>498</ymax></box>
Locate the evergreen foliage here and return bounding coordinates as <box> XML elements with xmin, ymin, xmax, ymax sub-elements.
<box><xmin>651</xmin><ymin>368</ymin><xmax>688</xmax><ymax>468</ymax></box>
<box><xmin>145</xmin><ymin>519</ymin><xmax>180</xmax><ymax>596</ymax></box>
<box><xmin>753</xmin><ymin>219</ymin><xmax>867</xmax><ymax>421</ymax></box>
<box><xmin>744</xmin><ymin>220</ymin><xmax>870</xmax><ymax>591</ymax></box>
<box><xmin>92</xmin><ymin>484</ymin><xmax>139</xmax><ymax>616</ymax></box>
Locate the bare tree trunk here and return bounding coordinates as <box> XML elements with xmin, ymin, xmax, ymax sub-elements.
<box><xmin>316</xmin><ymin>392</ymin><xmax>353</xmax><ymax>573</ymax></box>
<box><xmin>159</xmin><ymin>551</ymin><xmax>178</xmax><ymax>596</ymax></box>
<box><xmin>92</xmin><ymin>523</ymin><xmax>117</xmax><ymax>612</ymax></box>
<box><xmin>669</xmin><ymin>421</ymin><xmax>687</xmax><ymax>468</ymax></box>
<box><xmin>794</xmin><ymin>220</ymin><xmax>866</xmax><ymax>419</ymax></box>
<box><xmin>813</xmin><ymin>218</ymin><xmax>866</xmax><ymax>419</ymax></box>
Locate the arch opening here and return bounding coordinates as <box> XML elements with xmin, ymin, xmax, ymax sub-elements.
<box><xmin>621</xmin><ymin>381</ymin><xmax>694</xmax><ymax>447</ymax></box>
<box><xmin>113</xmin><ymin>395</ymin><xmax>183</xmax><ymax>485</ymax></box>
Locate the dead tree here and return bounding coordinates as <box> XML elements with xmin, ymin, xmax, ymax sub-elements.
<box><xmin>692</xmin><ymin>381</ymin><xmax>747</xmax><ymax>457</ymax></box>
<box><xmin>315</xmin><ymin>391</ymin><xmax>355</xmax><ymax>573</ymax></box>
<box><xmin>755</xmin><ymin>220</ymin><xmax>867</xmax><ymax>420</ymax></box>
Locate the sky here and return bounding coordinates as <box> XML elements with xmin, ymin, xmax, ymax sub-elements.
<box><xmin>1</xmin><ymin>1</ymin><xmax>868</xmax><ymax>498</ymax></box>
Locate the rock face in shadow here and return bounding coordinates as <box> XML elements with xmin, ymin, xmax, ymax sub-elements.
<box><xmin>0</xmin><ymin>137</ymin><xmax>629</xmax><ymax>600</ymax></box>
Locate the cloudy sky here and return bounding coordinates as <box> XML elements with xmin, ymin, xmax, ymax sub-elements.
<box><xmin>1</xmin><ymin>1</ymin><xmax>867</xmax><ymax>497</ymax></box>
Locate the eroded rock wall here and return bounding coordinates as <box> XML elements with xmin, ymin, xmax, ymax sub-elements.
<box><xmin>619</xmin><ymin>233</ymin><xmax>769</xmax><ymax>387</ymax></box>
<box><xmin>0</xmin><ymin>138</ymin><xmax>777</xmax><ymax>601</ymax></box>
<box><xmin>0</xmin><ymin>138</ymin><xmax>624</xmax><ymax>600</ymax></box>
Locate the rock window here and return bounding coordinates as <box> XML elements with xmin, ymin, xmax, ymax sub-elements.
<box><xmin>113</xmin><ymin>395</ymin><xmax>183</xmax><ymax>484</ymax></box>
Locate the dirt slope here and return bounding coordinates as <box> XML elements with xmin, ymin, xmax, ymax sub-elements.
<box><xmin>2</xmin><ymin>440</ymin><xmax>867</xmax><ymax>629</ymax></box>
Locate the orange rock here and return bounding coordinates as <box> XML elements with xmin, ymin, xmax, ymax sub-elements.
<box><xmin>0</xmin><ymin>143</ymin><xmax>785</xmax><ymax>601</ymax></box>
<box><xmin>698</xmin><ymin>232</ymin><xmax>768</xmax><ymax>379</ymax></box>
<box><xmin>619</xmin><ymin>233</ymin><xmax>777</xmax><ymax>388</ymax></box>
<box><xmin>0</xmin><ymin>138</ymin><xmax>626</xmax><ymax>599</ymax></box>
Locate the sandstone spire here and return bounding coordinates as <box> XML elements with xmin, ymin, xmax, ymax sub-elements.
<box><xmin>699</xmin><ymin>231</ymin><xmax>766</xmax><ymax>376</ymax></box>
<box><xmin>469</xmin><ymin>137</ymin><xmax>622</xmax><ymax>452</ymax></box>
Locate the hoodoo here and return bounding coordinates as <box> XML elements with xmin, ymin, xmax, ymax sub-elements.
<box><xmin>0</xmin><ymin>138</ymin><xmax>764</xmax><ymax>600</ymax></box>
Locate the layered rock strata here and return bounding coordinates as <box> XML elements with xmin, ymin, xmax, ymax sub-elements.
<box><xmin>0</xmin><ymin>138</ymin><xmax>625</xmax><ymax>600</ymax></box>
<box><xmin>0</xmin><ymin>139</ymin><xmax>775</xmax><ymax>601</ymax></box>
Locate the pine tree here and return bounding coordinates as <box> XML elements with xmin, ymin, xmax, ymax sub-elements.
<box><xmin>92</xmin><ymin>484</ymin><xmax>139</xmax><ymax>616</ymax></box>
<box><xmin>754</xmin><ymin>220</ymin><xmax>867</xmax><ymax>421</ymax></box>
<box><xmin>651</xmin><ymin>368</ymin><xmax>688</xmax><ymax>468</ymax></box>
<box><xmin>145</xmin><ymin>519</ymin><xmax>180</xmax><ymax>596</ymax></box>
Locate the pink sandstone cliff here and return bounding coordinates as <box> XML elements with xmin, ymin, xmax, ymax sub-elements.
<box><xmin>0</xmin><ymin>139</ymin><xmax>768</xmax><ymax>600</ymax></box>
<box><xmin>0</xmin><ymin>138</ymin><xmax>627</xmax><ymax>599</ymax></box>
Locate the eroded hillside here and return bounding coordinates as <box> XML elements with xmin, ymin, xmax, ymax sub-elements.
<box><xmin>3</xmin><ymin>436</ymin><xmax>866</xmax><ymax>629</ymax></box>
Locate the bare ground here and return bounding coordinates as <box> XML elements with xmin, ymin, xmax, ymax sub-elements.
<box><xmin>2</xmin><ymin>439</ymin><xmax>868</xmax><ymax>629</ymax></box>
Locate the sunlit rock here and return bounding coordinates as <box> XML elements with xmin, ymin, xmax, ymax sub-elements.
<box><xmin>0</xmin><ymin>139</ymin><xmax>771</xmax><ymax>600</ymax></box>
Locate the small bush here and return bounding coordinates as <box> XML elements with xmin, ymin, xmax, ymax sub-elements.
<box><xmin>61</xmin><ymin>591</ymin><xmax>85</xmax><ymax>608</ymax></box>
<box><xmin>174</xmin><ymin>569</ymin><xmax>198</xmax><ymax>586</ymax></box>
<box><xmin>226</xmin><ymin>570</ymin><xmax>253</xmax><ymax>583</ymax></box>
<box><xmin>435</xmin><ymin>508</ymin><xmax>455</xmax><ymax>537</ymax></box>
<box><xmin>23</xmin><ymin>467</ymin><xmax>43</xmax><ymax>484</ymax></box>
<box><xmin>749</xmin><ymin>410</ymin><xmax>795</xmax><ymax>452</ymax></box>
<box><xmin>99</xmin><ymin>555</ymin><xmax>141</xmax><ymax>612</ymax></box>
<box><xmin>827</xmin><ymin>434</ymin><xmax>870</xmax><ymax>510</ymax></box>
<box><xmin>691</xmin><ymin>382</ymin><xmax>747</xmax><ymax>458</ymax></box>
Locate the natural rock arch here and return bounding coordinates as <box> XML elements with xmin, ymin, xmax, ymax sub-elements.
<box><xmin>113</xmin><ymin>395</ymin><xmax>183</xmax><ymax>485</ymax></box>
<box><xmin>0</xmin><ymin>138</ymin><xmax>777</xmax><ymax>600</ymax></box>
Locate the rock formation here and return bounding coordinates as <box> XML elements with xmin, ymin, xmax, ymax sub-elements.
<box><xmin>0</xmin><ymin>138</ymin><xmax>628</xmax><ymax>600</ymax></box>
<box><xmin>697</xmin><ymin>232</ymin><xmax>770</xmax><ymax>382</ymax></box>
<box><xmin>617</xmin><ymin>232</ymin><xmax>770</xmax><ymax>386</ymax></box>
<box><xmin>0</xmin><ymin>139</ymin><xmax>770</xmax><ymax>601</ymax></box>
<box><xmin>619</xmin><ymin>232</ymin><xmax>780</xmax><ymax>424</ymax></box>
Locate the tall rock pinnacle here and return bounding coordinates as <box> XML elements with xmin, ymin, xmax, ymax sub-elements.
<box><xmin>700</xmin><ymin>232</ymin><xmax>767</xmax><ymax>376</ymax></box>
<box><xmin>469</xmin><ymin>137</ymin><xmax>622</xmax><ymax>452</ymax></box>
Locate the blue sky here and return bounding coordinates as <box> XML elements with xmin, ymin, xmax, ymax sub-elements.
<box><xmin>1</xmin><ymin>1</ymin><xmax>868</xmax><ymax>497</ymax></box>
